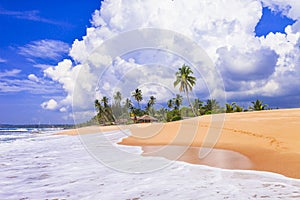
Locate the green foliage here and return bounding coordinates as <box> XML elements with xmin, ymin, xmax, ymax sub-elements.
<box><xmin>249</xmin><ymin>99</ymin><xmax>268</xmax><ymax>111</ymax></box>
<box><xmin>146</xmin><ymin>96</ymin><xmax>156</xmax><ymax>115</ymax></box>
<box><xmin>193</xmin><ymin>98</ymin><xmax>204</xmax><ymax>116</ymax></box>
<box><xmin>91</xmin><ymin>79</ymin><xmax>271</xmax><ymax>127</ymax></box>
<box><xmin>171</xmin><ymin>115</ymin><xmax>182</xmax><ymax>121</ymax></box>
<box><xmin>94</xmin><ymin>97</ymin><xmax>115</xmax><ymax>124</ymax></box>
<box><xmin>132</xmin><ymin>108</ymin><xmax>147</xmax><ymax>117</ymax></box>
<box><xmin>166</xmin><ymin>109</ymin><xmax>181</xmax><ymax>122</ymax></box>
<box><xmin>226</xmin><ymin>103</ymin><xmax>234</xmax><ymax>113</ymax></box>
<box><xmin>173</xmin><ymin>94</ymin><xmax>183</xmax><ymax>110</ymax></box>
<box><xmin>155</xmin><ymin>108</ymin><xmax>167</xmax><ymax>122</ymax></box>
<box><xmin>226</xmin><ymin>102</ymin><xmax>244</xmax><ymax>113</ymax></box>
<box><xmin>234</xmin><ymin>104</ymin><xmax>243</xmax><ymax>112</ymax></box>
<box><xmin>203</xmin><ymin>99</ymin><xmax>223</xmax><ymax>114</ymax></box>
<box><xmin>167</xmin><ymin>99</ymin><xmax>173</xmax><ymax>109</ymax></box>
<box><xmin>180</xmin><ymin>106</ymin><xmax>194</xmax><ymax>117</ymax></box>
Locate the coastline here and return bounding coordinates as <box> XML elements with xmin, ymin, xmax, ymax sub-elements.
<box><xmin>58</xmin><ymin>108</ymin><xmax>300</xmax><ymax>179</ymax></box>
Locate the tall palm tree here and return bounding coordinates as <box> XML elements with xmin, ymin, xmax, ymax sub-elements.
<box><xmin>148</xmin><ymin>96</ymin><xmax>156</xmax><ymax>107</ymax></box>
<box><xmin>101</xmin><ymin>96</ymin><xmax>109</xmax><ymax>108</ymax></box>
<box><xmin>94</xmin><ymin>99</ymin><xmax>102</xmax><ymax>118</ymax></box>
<box><xmin>249</xmin><ymin>99</ymin><xmax>268</xmax><ymax>111</ymax></box>
<box><xmin>174</xmin><ymin>64</ymin><xmax>197</xmax><ymax>116</ymax></box>
<box><xmin>173</xmin><ymin>94</ymin><xmax>183</xmax><ymax>110</ymax></box>
<box><xmin>101</xmin><ymin>96</ymin><xmax>115</xmax><ymax>122</ymax></box>
<box><xmin>131</xmin><ymin>88</ymin><xmax>143</xmax><ymax>109</ymax></box>
<box><xmin>147</xmin><ymin>96</ymin><xmax>156</xmax><ymax>115</ymax></box>
<box><xmin>95</xmin><ymin>99</ymin><xmax>109</xmax><ymax>123</ymax></box>
<box><xmin>125</xmin><ymin>98</ymin><xmax>133</xmax><ymax>110</ymax></box>
<box><xmin>145</xmin><ymin>102</ymin><xmax>151</xmax><ymax>114</ymax></box>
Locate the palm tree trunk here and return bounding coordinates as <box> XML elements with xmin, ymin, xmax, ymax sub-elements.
<box><xmin>186</xmin><ymin>91</ymin><xmax>197</xmax><ymax>116</ymax></box>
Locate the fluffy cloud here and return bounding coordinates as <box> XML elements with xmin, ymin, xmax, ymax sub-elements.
<box><xmin>19</xmin><ymin>39</ymin><xmax>70</xmax><ymax>60</ymax></box>
<box><xmin>43</xmin><ymin>0</ymin><xmax>300</xmax><ymax>121</ymax></box>
<box><xmin>41</xmin><ymin>99</ymin><xmax>58</xmax><ymax>110</ymax></box>
<box><xmin>28</xmin><ymin>74</ymin><xmax>39</xmax><ymax>82</ymax></box>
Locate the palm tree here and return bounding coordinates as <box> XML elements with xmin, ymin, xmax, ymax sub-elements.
<box><xmin>101</xmin><ymin>96</ymin><xmax>115</xmax><ymax>122</ymax></box>
<box><xmin>101</xmin><ymin>96</ymin><xmax>109</xmax><ymax>108</ymax></box>
<box><xmin>113</xmin><ymin>91</ymin><xmax>122</xmax><ymax>107</ymax></box>
<box><xmin>112</xmin><ymin>91</ymin><xmax>122</xmax><ymax>118</ymax></box>
<box><xmin>232</xmin><ymin>102</ymin><xmax>243</xmax><ymax>112</ymax></box>
<box><xmin>147</xmin><ymin>96</ymin><xmax>156</xmax><ymax>115</ymax></box>
<box><xmin>95</xmin><ymin>99</ymin><xmax>110</xmax><ymax>123</ymax></box>
<box><xmin>173</xmin><ymin>94</ymin><xmax>183</xmax><ymax>110</ymax></box>
<box><xmin>148</xmin><ymin>96</ymin><xmax>156</xmax><ymax>107</ymax></box>
<box><xmin>125</xmin><ymin>98</ymin><xmax>133</xmax><ymax>110</ymax></box>
<box><xmin>131</xmin><ymin>88</ymin><xmax>143</xmax><ymax>109</ymax></box>
<box><xmin>193</xmin><ymin>98</ymin><xmax>203</xmax><ymax>116</ymax></box>
<box><xmin>94</xmin><ymin>99</ymin><xmax>101</xmax><ymax>111</ymax></box>
<box><xmin>226</xmin><ymin>102</ymin><xmax>244</xmax><ymax>113</ymax></box>
<box><xmin>156</xmin><ymin>108</ymin><xmax>167</xmax><ymax>121</ymax></box>
<box><xmin>145</xmin><ymin>102</ymin><xmax>151</xmax><ymax>114</ymax></box>
<box><xmin>94</xmin><ymin>99</ymin><xmax>103</xmax><ymax>122</ymax></box>
<box><xmin>205</xmin><ymin>99</ymin><xmax>220</xmax><ymax>114</ymax></box>
<box><xmin>167</xmin><ymin>99</ymin><xmax>173</xmax><ymax>110</ymax></box>
<box><xmin>226</xmin><ymin>103</ymin><xmax>234</xmax><ymax>113</ymax></box>
<box><xmin>249</xmin><ymin>99</ymin><xmax>268</xmax><ymax>111</ymax></box>
<box><xmin>174</xmin><ymin>64</ymin><xmax>197</xmax><ymax>116</ymax></box>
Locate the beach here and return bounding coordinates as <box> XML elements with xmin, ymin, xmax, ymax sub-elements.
<box><xmin>60</xmin><ymin>108</ymin><xmax>300</xmax><ymax>179</ymax></box>
<box><xmin>2</xmin><ymin>110</ymin><xmax>300</xmax><ymax>199</ymax></box>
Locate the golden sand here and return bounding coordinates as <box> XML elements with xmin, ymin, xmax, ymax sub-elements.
<box><xmin>58</xmin><ymin>109</ymin><xmax>300</xmax><ymax>179</ymax></box>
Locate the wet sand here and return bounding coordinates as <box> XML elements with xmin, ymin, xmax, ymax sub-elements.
<box><xmin>142</xmin><ymin>146</ymin><xmax>253</xmax><ymax>170</ymax></box>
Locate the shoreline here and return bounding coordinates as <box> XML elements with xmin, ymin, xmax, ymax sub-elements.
<box><xmin>57</xmin><ymin>108</ymin><xmax>300</xmax><ymax>179</ymax></box>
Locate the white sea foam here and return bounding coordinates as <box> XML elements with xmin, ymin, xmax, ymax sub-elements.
<box><xmin>0</xmin><ymin>130</ymin><xmax>299</xmax><ymax>200</ymax></box>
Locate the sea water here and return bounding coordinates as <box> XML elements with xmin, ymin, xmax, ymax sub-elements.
<box><xmin>0</xmin><ymin>129</ymin><xmax>300</xmax><ymax>200</ymax></box>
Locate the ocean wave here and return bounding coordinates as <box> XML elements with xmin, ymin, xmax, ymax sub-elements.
<box><xmin>0</xmin><ymin>130</ymin><xmax>299</xmax><ymax>199</ymax></box>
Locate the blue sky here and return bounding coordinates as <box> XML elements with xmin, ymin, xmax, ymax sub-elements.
<box><xmin>0</xmin><ymin>0</ymin><xmax>101</xmax><ymax>124</ymax></box>
<box><xmin>255</xmin><ymin>7</ymin><xmax>296</xmax><ymax>36</ymax></box>
<box><xmin>0</xmin><ymin>0</ymin><xmax>299</xmax><ymax>124</ymax></box>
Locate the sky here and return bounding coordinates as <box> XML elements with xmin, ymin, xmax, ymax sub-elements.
<box><xmin>0</xmin><ymin>0</ymin><xmax>299</xmax><ymax>124</ymax></box>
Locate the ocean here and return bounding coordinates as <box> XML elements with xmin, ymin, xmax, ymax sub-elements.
<box><xmin>0</xmin><ymin>128</ymin><xmax>300</xmax><ymax>199</ymax></box>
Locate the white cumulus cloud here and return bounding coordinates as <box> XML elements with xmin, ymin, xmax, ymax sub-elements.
<box><xmin>43</xmin><ymin>0</ymin><xmax>300</xmax><ymax>121</ymax></box>
<box><xmin>28</xmin><ymin>74</ymin><xmax>39</xmax><ymax>82</ymax></box>
<box><xmin>41</xmin><ymin>99</ymin><xmax>58</xmax><ymax>110</ymax></box>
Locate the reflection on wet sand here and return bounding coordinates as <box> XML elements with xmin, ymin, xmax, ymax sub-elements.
<box><xmin>143</xmin><ymin>145</ymin><xmax>253</xmax><ymax>170</ymax></box>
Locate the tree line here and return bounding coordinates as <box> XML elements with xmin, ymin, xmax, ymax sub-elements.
<box><xmin>92</xmin><ymin>64</ymin><xmax>271</xmax><ymax>125</ymax></box>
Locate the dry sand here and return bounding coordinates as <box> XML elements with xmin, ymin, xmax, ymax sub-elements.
<box><xmin>58</xmin><ymin>108</ymin><xmax>300</xmax><ymax>179</ymax></box>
